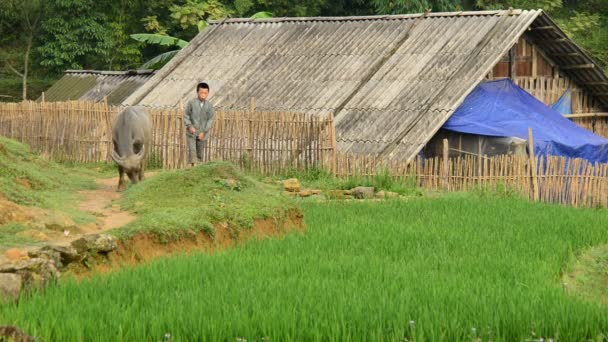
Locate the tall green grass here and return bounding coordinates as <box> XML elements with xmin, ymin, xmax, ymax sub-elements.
<box><xmin>2</xmin><ymin>194</ymin><xmax>607</xmax><ymax>341</ymax></box>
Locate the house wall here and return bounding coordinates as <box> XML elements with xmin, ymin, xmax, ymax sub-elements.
<box><xmin>487</xmin><ymin>36</ymin><xmax>604</xmax><ymax>114</ymax></box>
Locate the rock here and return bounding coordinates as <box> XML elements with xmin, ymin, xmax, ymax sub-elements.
<box><xmin>10</xmin><ymin>258</ymin><xmax>46</xmax><ymax>272</ymax></box>
<box><xmin>376</xmin><ymin>191</ymin><xmax>400</xmax><ymax>199</ymax></box>
<box><xmin>71</xmin><ymin>234</ymin><xmax>118</xmax><ymax>254</ymax></box>
<box><xmin>351</xmin><ymin>186</ymin><xmax>375</xmax><ymax>199</ymax></box>
<box><xmin>45</xmin><ymin>245</ymin><xmax>81</xmax><ymax>263</ymax></box>
<box><xmin>299</xmin><ymin>190</ymin><xmax>313</xmax><ymax>197</ymax></box>
<box><xmin>282</xmin><ymin>178</ymin><xmax>301</xmax><ymax>193</ymax></box>
<box><xmin>299</xmin><ymin>189</ymin><xmax>322</xmax><ymax>197</ymax></box>
<box><xmin>0</xmin><ymin>273</ymin><xmax>22</xmax><ymax>303</ymax></box>
<box><xmin>4</xmin><ymin>248</ymin><xmax>27</xmax><ymax>261</ymax></box>
<box><xmin>10</xmin><ymin>258</ymin><xmax>60</xmax><ymax>290</ymax></box>
<box><xmin>327</xmin><ymin>190</ymin><xmax>353</xmax><ymax>200</ymax></box>
<box><xmin>28</xmin><ymin>244</ymin><xmax>80</xmax><ymax>268</ymax></box>
<box><xmin>28</xmin><ymin>248</ymin><xmax>63</xmax><ymax>268</ymax></box>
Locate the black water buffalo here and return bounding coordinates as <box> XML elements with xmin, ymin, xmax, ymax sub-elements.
<box><xmin>111</xmin><ymin>106</ymin><xmax>152</xmax><ymax>191</ymax></box>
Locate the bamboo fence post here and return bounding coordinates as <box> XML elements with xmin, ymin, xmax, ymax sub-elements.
<box><xmin>443</xmin><ymin>138</ymin><xmax>449</xmax><ymax>191</ymax></box>
<box><xmin>528</xmin><ymin>127</ymin><xmax>539</xmax><ymax>201</ymax></box>
<box><xmin>248</xmin><ymin>97</ymin><xmax>255</xmax><ymax>171</ymax></box>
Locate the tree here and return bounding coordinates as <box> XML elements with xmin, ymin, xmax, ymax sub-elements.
<box><xmin>131</xmin><ymin>0</ymin><xmax>236</xmax><ymax>69</ymax></box>
<box><xmin>38</xmin><ymin>0</ymin><xmax>113</xmax><ymax>74</ymax></box>
<box><xmin>0</xmin><ymin>0</ymin><xmax>44</xmax><ymax>100</ymax></box>
<box><xmin>130</xmin><ymin>34</ymin><xmax>189</xmax><ymax>69</ymax></box>
<box><xmin>371</xmin><ymin>0</ymin><xmax>462</xmax><ymax>14</ymax></box>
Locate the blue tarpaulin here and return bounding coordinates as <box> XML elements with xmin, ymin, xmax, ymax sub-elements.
<box><xmin>443</xmin><ymin>79</ymin><xmax>608</xmax><ymax>164</ymax></box>
<box><xmin>552</xmin><ymin>87</ymin><xmax>572</xmax><ymax>115</ymax></box>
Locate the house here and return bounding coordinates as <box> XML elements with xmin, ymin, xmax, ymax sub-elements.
<box><xmin>124</xmin><ymin>10</ymin><xmax>608</xmax><ymax>161</ymax></box>
<box><xmin>42</xmin><ymin>69</ymin><xmax>155</xmax><ymax>105</ymax></box>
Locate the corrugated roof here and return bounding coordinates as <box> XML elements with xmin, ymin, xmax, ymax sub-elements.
<box><xmin>43</xmin><ymin>70</ymin><xmax>155</xmax><ymax>105</ymax></box>
<box><xmin>125</xmin><ymin>10</ymin><xmax>608</xmax><ymax>161</ymax></box>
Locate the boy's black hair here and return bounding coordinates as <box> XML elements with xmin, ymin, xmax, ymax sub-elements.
<box><xmin>197</xmin><ymin>82</ymin><xmax>209</xmax><ymax>91</ymax></box>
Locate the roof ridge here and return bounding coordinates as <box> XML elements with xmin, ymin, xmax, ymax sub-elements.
<box><xmin>209</xmin><ymin>9</ymin><xmax>537</xmax><ymax>24</ymax></box>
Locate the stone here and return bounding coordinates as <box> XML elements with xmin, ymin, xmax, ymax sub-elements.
<box><xmin>299</xmin><ymin>189</ymin><xmax>322</xmax><ymax>197</ymax></box>
<box><xmin>15</xmin><ymin>258</ymin><xmax>60</xmax><ymax>290</ymax></box>
<box><xmin>45</xmin><ymin>245</ymin><xmax>81</xmax><ymax>263</ymax></box>
<box><xmin>28</xmin><ymin>248</ymin><xmax>63</xmax><ymax>268</ymax></box>
<box><xmin>12</xmin><ymin>258</ymin><xmax>46</xmax><ymax>272</ymax></box>
<box><xmin>299</xmin><ymin>190</ymin><xmax>313</xmax><ymax>197</ymax></box>
<box><xmin>376</xmin><ymin>191</ymin><xmax>400</xmax><ymax>199</ymax></box>
<box><xmin>71</xmin><ymin>234</ymin><xmax>118</xmax><ymax>254</ymax></box>
<box><xmin>282</xmin><ymin>178</ymin><xmax>301</xmax><ymax>193</ymax></box>
<box><xmin>0</xmin><ymin>273</ymin><xmax>22</xmax><ymax>303</ymax></box>
<box><xmin>351</xmin><ymin>186</ymin><xmax>375</xmax><ymax>199</ymax></box>
<box><xmin>327</xmin><ymin>190</ymin><xmax>353</xmax><ymax>200</ymax></box>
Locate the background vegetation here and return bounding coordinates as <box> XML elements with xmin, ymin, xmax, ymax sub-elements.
<box><xmin>1</xmin><ymin>0</ymin><xmax>606</xmax><ymax>101</ymax></box>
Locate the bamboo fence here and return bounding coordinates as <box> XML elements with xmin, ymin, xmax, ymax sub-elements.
<box><xmin>0</xmin><ymin>101</ymin><xmax>606</xmax><ymax>208</ymax></box>
<box><xmin>569</xmin><ymin>116</ymin><xmax>608</xmax><ymax>139</ymax></box>
<box><xmin>335</xmin><ymin>151</ymin><xmax>608</xmax><ymax>208</ymax></box>
<box><xmin>0</xmin><ymin>101</ymin><xmax>336</xmax><ymax>172</ymax></box>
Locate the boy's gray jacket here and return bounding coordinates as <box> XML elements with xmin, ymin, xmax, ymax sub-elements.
<box><xmin>184</xmin><ymin>99</ymin><xmax>215</xmax><ymax>140</ymax></box>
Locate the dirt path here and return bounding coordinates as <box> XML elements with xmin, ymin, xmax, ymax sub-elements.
<box><xmin>35</xmin><ymin>174</ymin><xmax>156</xmax><ymax>247</ymax></box>
<box><xmin>76</xmin><ymin>177</ymin><xmax>136</xmax><ymax>234</ymax></box>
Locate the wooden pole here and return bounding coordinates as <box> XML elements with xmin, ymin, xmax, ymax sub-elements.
<box><xmin>528</xmin><ymin>127</ymin><xmax>539</xmax><ymax>201</ymax></box>
<box><xmin>509</xmin><ymin>43</ymin><xmax>518</xmax><ymax>80</ymax></box>
<box><xmin>443</xmin><ymin>138</ymin><xmax>449</xmax><ymax>191</ymax></box>
<box><xmin>248</xmin><ymin>97</ymin><xmax>255</xmax><ymax>170</ymax></box>
<box><xmin>330</xmin><ymin>112</ymin><xmax>337</xmax><ymax>175</ymax></box>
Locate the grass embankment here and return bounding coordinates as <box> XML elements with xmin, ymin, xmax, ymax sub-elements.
<box><xmin>563</xmin><ymin>244</ymin><xmax>608</xmax><ymax>305</ymax></box>
<box><xmin>3</xmin><ymin>194</ymin><xmax>607</xmax><ymax>341</ymax></box>
<box><xmin>0</xmin><ymin>137</ymin><xmax>99</xmax><ymax>248</ymax></box>
<box><xmin>111</xmin><ymin>161</ymin><xmax>298</xmax><ymax>241</ymax></box>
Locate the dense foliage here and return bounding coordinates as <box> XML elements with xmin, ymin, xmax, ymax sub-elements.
<box><xmin>1</xmin><ymin>0</ymin><xmax>607</xmax><ymax>100</ymax></box>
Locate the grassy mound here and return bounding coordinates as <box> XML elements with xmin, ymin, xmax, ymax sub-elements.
<box><xmin>0</xmin><ymin>137</ymin><xmax>99</xmax><ymax>249</ymax></box>
<box><xmin>113</xmin><ymin>161</ymin><xmax>298</xmax><ymax>240</ymax></box>
<box><xmin>0</xmin><ymin>137</ymin><xmax>97</xmax><ymax>209</ymax></box>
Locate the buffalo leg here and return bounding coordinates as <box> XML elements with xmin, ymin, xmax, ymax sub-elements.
<box><xmin>117</xmin><ymin>165</ymin><xmax>127</xmax><ymax>192</ymax></box>
<box><xmin>139</xmin><ymin>165</ymin><xmax>145</xmax><ymax>181</ymax></box>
